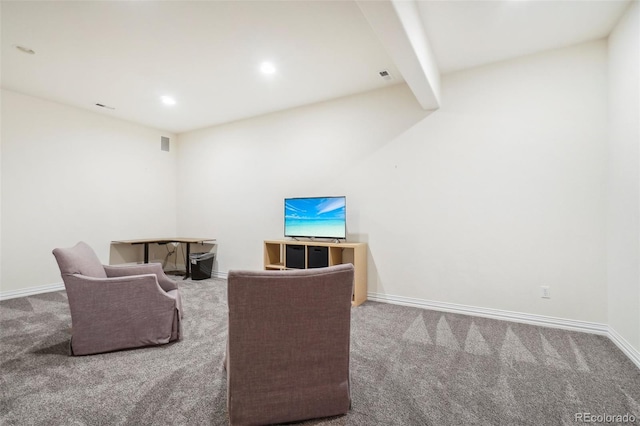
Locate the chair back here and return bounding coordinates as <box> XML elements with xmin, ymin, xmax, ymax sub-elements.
<box><xmin>227</xmin><ymin>263</ymin><xmax>354</xmax><ymax>425</ymax></box>
<box><xmin>52</xmin><ymin>241</ymin><xmax>107</xmax><ymax>279</ymax></box>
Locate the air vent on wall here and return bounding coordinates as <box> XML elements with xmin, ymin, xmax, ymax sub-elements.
<box><xmin>95</xmin><ymin>103</ymin><xmax>115</xmax><ymax>110</ymax></box>
<box><xmin>161</xmin><ymin>136</ymin><xmax>170</xmax><ymax>152</ymax></box>
<box><xmin>378</xmin><ymin>70</ymin><xmax>394</xmax><ymax>81</ymax></box>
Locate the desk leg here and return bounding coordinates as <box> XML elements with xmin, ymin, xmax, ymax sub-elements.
<box><xmin>184</xmin><ymin>243</ymin><xmax>191</xmax><ymax>279</ymax></box>
<box><xmin>144</xmin><ymin>243</ymin><xmax>149</xmax><ymax>263</ymax></box>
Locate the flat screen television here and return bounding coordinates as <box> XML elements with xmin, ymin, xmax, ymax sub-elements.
<box><xmin>284</xmin><ymin>196</ymin><xmax>346</xmax><ymax>239</ymax></box>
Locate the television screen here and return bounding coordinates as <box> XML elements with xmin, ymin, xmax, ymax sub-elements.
<box><xmin>284</xmin><ymin>196</ymin><xmax>346</xmax><ymax>239</ymax></box>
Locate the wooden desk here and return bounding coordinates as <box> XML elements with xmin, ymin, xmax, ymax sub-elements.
<box><xmin>112</xmin><ymin>238</ymin><xmax>216</xmax><ymax>279</ymax></box>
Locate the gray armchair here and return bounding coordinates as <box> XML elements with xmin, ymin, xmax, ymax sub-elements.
<box><xmin>226</xmin><ymin>264</ymin><xmax>354</xmax><ymax>425</ymax></box>
<box><xmin>52</xmin><ymin>241</ymin><xmax>183</xmax><ymax>356</ymax></box>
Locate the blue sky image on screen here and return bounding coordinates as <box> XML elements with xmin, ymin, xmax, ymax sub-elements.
<box><xmin>285</xmin><ymin>197</ymin><xmax>346</xmax><ymax>238</ymax></box>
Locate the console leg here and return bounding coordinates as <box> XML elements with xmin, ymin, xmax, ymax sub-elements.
<box><xmin>184</xmin><ymin>243</ymin><xmax>191</xmax><ymax>279</ymax></box>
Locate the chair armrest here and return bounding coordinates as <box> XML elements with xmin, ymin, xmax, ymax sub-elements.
<box><xmin>103</xmin><ymin>263</ymin><xmax>177</xmax><ymax>292</ymax></box>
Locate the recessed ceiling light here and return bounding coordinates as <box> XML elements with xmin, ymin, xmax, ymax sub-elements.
<box><xmin>161</xmin><ymin>96</ymin><xmax>176</xmax><ymax>106</ymax></box>
<box><xmin>15</xmin><ymin>45</ymin><xmax>35</xmax><ymax>55</ymax></box>
<box><xmin>260</xmin><ymin>62</ymin><xmax>276</xmax><ymax>74</ymax></box>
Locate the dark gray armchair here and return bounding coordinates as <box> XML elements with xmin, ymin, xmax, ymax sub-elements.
<box><xmin>226</xmin><ymin>264</ymin><xmax>354</xmax><ymax>425</ymax></box>
<box><xmin>52</xmin><ymin>241</ymin><xmax>182</xmax><ymax>355</ymax></box>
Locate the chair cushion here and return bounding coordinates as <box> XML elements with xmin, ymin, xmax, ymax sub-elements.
<box><xmin>52</xmin><ymin>241</ymin><xmax>107</xmax><ymax>278</ymax></box>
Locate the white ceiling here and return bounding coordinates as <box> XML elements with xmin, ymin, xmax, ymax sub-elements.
<box><xmin>1</xmin><ymin>0</ymin><xmax>632</xmax><ymax>134</ymax></box>
<box><xmin>418</xmin><ymin>0</ymin><xmax>632</xmax><ymax>74</ymax></box>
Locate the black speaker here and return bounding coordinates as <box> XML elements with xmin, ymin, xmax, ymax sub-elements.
<box><xmin>285</xmin><ymin>245</ymin><xmax>305</xmax><ymax>269</ymax></box>
<box><xmin>307</xmin><ymin>246</ymin><xmax>329</xmax><ymax>268</ymax></box>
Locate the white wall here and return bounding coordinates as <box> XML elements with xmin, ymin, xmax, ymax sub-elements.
<box><xmin>177</xmin><ymin>40</ymin><xmax>608</xmax><ymax>323</ymax></box>
<box><xmin>176</xmin><ymin>83</ymin><xmax>428</xmax><ymax>271</ymax></box>
<box><xmin>607</xmin><ymin>1</ymin><xmax>640</xmax><ymax>352</ymax></box>
<box><xmin>0</xmin><ymin>5</ymin><xmax>4</xmax><ymax>291</ymax></box>
<box><xmin>0</xmin><ymin>95</ymin><xmax>3</xmax><ymax>293</ymax></box>
<box><xmin>1</xmin><ymin>89</ymin><xmax>178</xmax><ymax>294</ymax></box>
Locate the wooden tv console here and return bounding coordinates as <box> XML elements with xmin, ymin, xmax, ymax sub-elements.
<box><xmin>263</xmin><ymin>240</ymin><xmax>367</xmax><ymax>306</ymax></box>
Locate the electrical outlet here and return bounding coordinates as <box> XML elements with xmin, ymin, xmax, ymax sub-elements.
<box><xmin>541</xmin><ymin>286</ymin><xmax>551</xmax><ymax>299</ymax></box>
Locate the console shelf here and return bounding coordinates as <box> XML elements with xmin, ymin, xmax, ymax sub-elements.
<box><xmin>263</xmin><ymin>240</ymin><xmax>367</xmax><ymax>306</ymax></box>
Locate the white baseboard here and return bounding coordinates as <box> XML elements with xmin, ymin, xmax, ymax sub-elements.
<box><xmin>367</xmin><ymin>292</ymin><xmax>609</xmax><ymax>335</ymax></box>
<box><xmin>367</xmin><ymin>292</ymin><xmax>640</xmax><ymax>370</ymax></box>
<box><xmin>0</xmin><ymin>282</ymin><xmax>65</xmax><ymax>301</ymax></box>
<box><xmin>608</xmin><ymin>326</ymin><xmax>640</xmax><ymax>370</ymax></box>
<box><xmin>211</xmin><ymin>270</ymin><xmax>228</xmax><ymax>279</ymax></box>
<box><xmin>0</xmin><ymin>269</ymin><xmax>227</xmax><ymax>300</ymax></box>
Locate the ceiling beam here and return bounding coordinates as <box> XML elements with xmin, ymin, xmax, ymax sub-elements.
<box><xmin>357</xmin><ymin>0</ymin><xmax>441</xmax><ymax>110</ymax></box>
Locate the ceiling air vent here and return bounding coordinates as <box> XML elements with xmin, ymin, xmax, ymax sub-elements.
<box><xmin>378</xmin><ymin>70</ymin><xmax>394</xmax><ymax>81</ymax></box>
<box><xmin>95</xmin><ymin>103</ymin><xmax>115</xmax><ymax>110</ymax></box>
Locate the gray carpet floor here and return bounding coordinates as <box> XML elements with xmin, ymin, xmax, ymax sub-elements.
<box><xmin>1</xmin><ymin>277</ymin><xmax>639</xmax><ymax>425</ymax></box>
